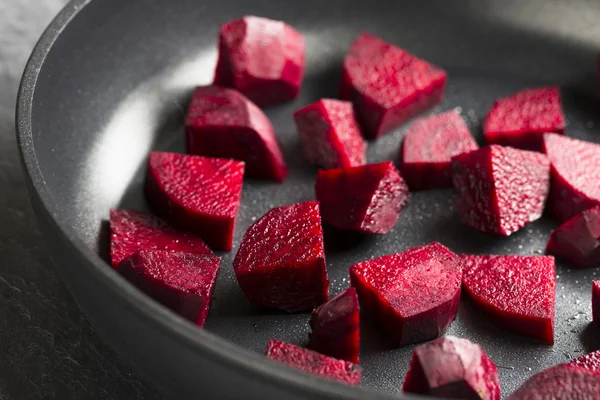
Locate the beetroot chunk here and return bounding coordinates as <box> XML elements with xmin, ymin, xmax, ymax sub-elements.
<box><xmin>349</xmin><ymin>242</ymin><xmax>461</xmax><ymax>346</ymax></box>
<box><xmin>341</xmin><ymin>33</ymin><xmax>447</xmax><ymax>139</ymax></box>
<box><xmin>308</xmin><ymin>287</ymin><xmax>360</xmax><ymax>364</ymax></box>
<box><xmin>118</xmin><ymin>250</ymin><xmax>220</xmax><ymax>327</ymax></box>
<box><xmin>145</xmin><ymin>152</ymin><xmax>244</xmax><ymax>251</ymax></box>
<box><xmin>233</xmin><ymin>201</ymin><xmax>328</xmax><ymax>312</ymax></box>
<box><xmin>542</xmin><ymin>133</ymin><xmax>600</xmax><ymax>223</ymax></box>
<box><xmin>546</xmin><ymin>206</ymin><xmax>600</xmax><ymax>268</ymax></box>
<box><xmin>570</xmin><ymin>350</ymin><xmax>600</xmax><ymax>373</ymax></box>
<box><xmin>399</xmin><ymin>110</ymin><xmax>479</xmax><ymax>190</ymax></box>
<box><xmin>594</xmin><ymin>281</ymin><xmax>600</xmax><ymax>329</ymax></box>
<box><xmin>265</xmin><ymin>339</ymin><xmax>362</xmax><ymax>386</ymax></box>
<box><xmin>214</xmin><ymin>16</ymin><xmax>305</xmax><ymax>106</ymax></box>
<box><xmin>403</xmin><ymin>336</ymin><xmax>500</xmax><ymax>400</ymax></box>
<box><xmin>484</xmin><ymin>87</ymin><xmax>565</xmax><ymax>151</ymax></box>
<box><xmin>315</xmin><ymin>162</ymin><xmax>409</xmax><ymax>234</ymax></box>
<box><xmin>452</xmin><ymin>145</ymin><xmax>550</xmax><ymax>236</ymax></box>
<box><xmin>185</xmin><ymin>85</ymin><xmax>287</xmax><ymax>182</ymax></box>
<box><xmin>293</xmin><ymin>99</ymin><xmax>366</xmax><ymax>169</ymax></box>
<box><xmin>461</xmin><ymin>254</ymin><xmax>556</xmax><ymax>344</ymax></box>
<box><xmin>109</xmin><ymin>209</ymin><xmax>212</xmax><ymax>268</ymax></box>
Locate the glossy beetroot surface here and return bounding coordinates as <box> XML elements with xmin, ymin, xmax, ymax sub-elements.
<box><xmin>461</xmin><ymin>254</ymin><xmax>556</xmax><ymax>344</ymax></box>
<box><xmin>340</xmin><ymin>33</ymin><xmax>447</xmax><ymax>139</ymax></box>
<box><xmin>185</xmin><ymin>85</ymin><xmax>287</xmax><ymax>182</ymax></box>
<box><xmin>594</xmin><ymin>281</ymin><xmax>600</xmax><ymax>329</ymax></box>
<box><xmin>145</xmin><ymin>152</ymin><xmax>244</xmax><ymax>251</ymax></box>
<box><xmin>570</xmin><ymin>350</ymin><xmax>600</xmax><ymax>373</ymax></box>
<box><xmin>349</xmin><ymin>242</ymin><xmax>462</xmax><ymax>346</ymax></box>
<box><xmin>315</xmin><ymin>161</ymin><xmax>409</xmax><ymax>234</ymax></box>
<box><xmin>233</xmin><ymin>201</ymin><xmax>328</xmax><ymax>312</ymax></box>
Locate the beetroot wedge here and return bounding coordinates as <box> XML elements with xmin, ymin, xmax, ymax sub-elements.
<box><xmin>403</xmin><ymin>336</ymin><xmax>500</xmax><ymax>400</ymax></box>
<box><xmin>233</xmin><ymin>201</ymin><xmax>328</xmax><ymax>312</ymax></box>
<box><xmin>349</xmin><ymin>242</ymin><xmax>461</xmax><ymax>346</ymax></box>
<box><xmin>145</xmin><ymin>152</ymin><xmax>244</xmax><ymax>251</ymax></box>
<box><xmin>594</xmin><ymin>281</ymin><xmax>600</xmax><ymax>329</ymax></box>
<box><xmin>546</xmin><ymin>206</ymin><xmax>600</xmax><ymax>268</ymax></box>
<box><xmin>570</xmin><ymin>350</ymin><xmax>600</xmax><ymax>373</ymax></box>
<box><xmin>484</xmin><ymin>87</ymin><xmax>565</xmax><ymax>151</ymax></box>
<box><xmin>452</xmin><ymin>145</ymin><xmax>550</xmax><ymax>236</ymax></box>
<box><xmin>461</xmin><ymin>254</ymin><xmax>556</xmax><ymax>344</ymax></box>
<box><xmin>308</xmin><ymin>287</ymin><xmax>360</xmax><ymax>364</ymax></box>
<box><xmin>542</xmin><ymin>133</ymin><xmax>600</xmax><ymax>223</ymax></box>
<box><xmin>185</xmin><ymin>85</ymin><xmax>287</xmax><ymax>182</ymax></box>
<box><xmin>214</xmin><ymin>16</ymin><xmax>305</xmax><ymax>106</ymax></box>
<box><xmin>341</xmin><ymin>33</ymin><xmax>447</xmax><ymax>139</ymax></box>
<box><xmin>118</xmin><ymin>250</ymin><xmax>220</xmax><ymax>327</ymax></box>
<box><xmin>109</xmin><ymin>209</ymin><xmax>213</xmax><ymax>268</ymax></box>
<box><xmin>315</xmin><ymin>162</ymin><xmax>409</xmax><ymax>234</ymax></box>
<box><xmin>293</xmin><ymin>99</ymin><xmax>366</xmax><ymax>169</ymax></box>
<box><xmin>399</xmin><ymin>110</ymin><xmax>478</xmax><ymax>191</ymax></box>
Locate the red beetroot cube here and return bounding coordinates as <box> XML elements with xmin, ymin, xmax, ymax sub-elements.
<box><xmin>109</xmin><ymin>209</ymin><xmax>213</xmax><ymax>268</ymax></box>
<box><xmin>145</xmin><ymin>152</ymin><xmax>244</xmax><ymax>251</ymax></box>
<box><xmin>399</xmin><ymin>110</ymin><xmax>478</xmax><ymax>190</ymax></box>
<box><xmin>349</xmin><ymin>242</ymin><xmax>462</xmax><ymax>346</ymax></box>
<box><xmin>308</xmin><ymin>287</ymin><xmax>360</xmax><ymax>364</ymax></box>
<box><xmin>214</xmin><ymin>16</ymin><xmax>305</xmax><ymax>106</ymax></box>
<box><xmin>341</xmin><ymin>33</ymin><xmax>447</xmax><ymax>139</ymax></box>
<box><xmin>185</xmin><ymin>85</ymin><xmax>287</xmax><ymax>182</ymax></box>
<box><xmin>570</xmin><ymin>350</ymin><xmax>600</xmax><ymax>372</ymax></box>
<box><xmin>315</xmin><ymin>161</ymin><xmax>409</xmax><ymax>234</ymax></box>
<box><xmin>403</xmin><ymin>335</ymin><xmax>500</xmax><ymax>400</ymax></box>
<box><xmin>452</xmin><ymin>145</ymin><xmax>550</xmax><ymax>236</ymax></box>
<box><xmin>265</xmin><ymin>339</ymin><xmax>362</xmax><ymax>385</ymax></box>
<box><xmin>461</xmin><ymin>254</ymin><xmax>556</xmax><ymax>344</ymax></box>
<box><xmin>233</xmin><ymin>201</ymin><xmax>328</xmax><ymax>312</ymax></box>
<box><xmin>118</xmin><ymin>250</ymin><xmax>220</xmax><ymax>327</ymax></box>
<box><xmin>293</xmin><ymin>99</ymin><xmax>366</xmax><ymax>169</ymax></box>
<box><xmin>542</xmin><ymin>133</ymin><xmax>600</xmax><ymax>223</ymax></box>
<box><xmin>484</xmin><ymin>87</ymin><xmax>565</xmax><ymax>151</ymax></box>
<box><xmin>594</xmin><ymin>281</ymin><xmax>600</xmax><ymax>330</ymax></box>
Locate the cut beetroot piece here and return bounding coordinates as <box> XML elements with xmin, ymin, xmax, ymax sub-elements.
<box><xmin>308</xmin><ymin>287</ymin><xmax>360</xmax><ymax>364</ymax></box>
<box><xmin>570</xmin><ymin>350</ymin><xmax>600</xmax><ymax>372</ymax></box>
<box><xmin>484</xmin><ymin>87</ymin><xmax>565</xmax><ymax>151</ymax></box>
<box><xmin>349</xmin><ymin>242</ymin><xmax>461</xmax><ymax>346</ymax></box>
<box><xmin>145</xmin><ymin>152</ymin><xmax>244</xmax><ymax>251</ymax></box>
<box><xmin>452</xmin><ymin>145</ymin><xmax>550</xmax><ymax>236</ymax></box>
<box><xmin>109</xmin><ymin>209</ymin><xmax>213</xmax><ymax>268</ymax></box>
<box><xmin>399</xmin><ymin>110</ymin><xmax>479</xmax><ymax>190</ymax></box>
<box><xmin>315</xmin><ymin>162</ymin><xmax>409</xmax><ymax>234</ymax></box>
<box><xmin>265</xmin><ymin>339</ymin><xmax>362</xmax><ymax>386</ymax></box>
<box><xmin>214</xmin><ymin>16</ymin><xmax>305</xmax><ymax>106</ymax></box>
<box><xmin>461</xmin><ymin>254</ymin><xmax>556</xmax><ymax>344</ymax></box>
<box><xmin>185</xmin><ymin>85</ymin><xmax>287</xmax><ymax>182</ymax></box>
<box><xmin>542</xmin><ymin>133</ymin><xmax>600</xmax><ymax>223</ymax></box>
<box><xmin>233</xmin><ymin>201</ymin><xmax>328</xmax><ymax>312</ymax></box>
<box><xmin>293</xmin><ymin>99</ymin><xmax>367</xmax><ymax>169</ymax></box>
<box><xmin>118</xmin><ymin>250</ymin><xmax>220</xmax><ymax>327</ymax></box>
<box><xmin>546</xmin><ymin>206</ymin><xmax>600</xmax><ymax>268</ymax></box>
<box><xmin>340</xmin><ymin>33</ymin><xmax>447</xmax><ymax>139</ymax></box>
<box><xmin>403</xmin><ymin>335</ymin><xmax>500</xmax><ymax>400</ymax></box>
<box><xmin>594</xmin><ymin>281</ymin><xmax>600</xmax><ymax>329</ymax></box>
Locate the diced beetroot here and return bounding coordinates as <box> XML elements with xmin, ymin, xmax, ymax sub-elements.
<box><xmin>340</xmin><ymin>33</ymin><xmax>447</xmax><ymax>139</ymax></box>
<box><xmin>399</xmin><ymin>110</ymin><xmax>479</xmax><ymax>190</ymax></box>
<box><xmin>461</xmin><ymin>254</ymin><xmax>556</xmax><ymax>344</ymax></box>
<box><xmin>452</xmin><ymin>145</ymin><xmax>550</xmax><ymax>236</ymax></box>
<box><xmin>213</xmin><ymin>16</ymin><xmax>305</xmax><ymax>106</ymax></box>
<box><xmin>308</xmin><ymin>287</ymin><xmax>360</xmax><ymax>364</ymax></box>
<box><xmin>264</xmin><ymin>339</ymin><xmax>362</xmax><ymax>385</ymax></box>
<box><xmin>233</xmin><ymin>201</ymin><xmax>328</xmax><ymax>312</ymax></box>
<box><xmin>185</xmin><ymin>85</ymin><xmax>287</xmax><ymax>182</ymax></box>
<box><xmin>315</xmin><ymin>161</ymin><xmax>409</xmax><ymax>234</ymax></box>
<box><xmin>403</xmin><ymin>335</ymin><xmax>500</xmax><ymax>400</ymax></box>
<box><xmin>349</xmin><ymin>242</ymin><xmax>461</xmax><ymax>346</ymax></box>
<box><xmin>542</xmin><ymin>133</ymin><xmax>600</xmax><ymax>223</ymax></box>
<box><xmin>570</xmin><ymin>350</ymin><xmax>600</xmax><ymax>372</ymax></box>
<box><xmin>594</xmin><ymin>281</ymin><xmax>600</xmax><ymax>329</ymax></box>
<box><xmin>109</xmin><ymin>209</ymin><xmax>213</xmax><ymax>268</ymax></box>
<box><xmin>546</xmin><ymin>206</ymin><xmax>600</xmax><ymax>268</ymax></box>
<box><xmin>293</xmin><ymin>99</ymin><xmax>367</xmax><ymax>169</ymax></box>
<box><xmin>118</xmin><ymin>250</ymin><xmax>220</xmax><ymax>327</ymax></box>
<box><xmin>483</xmin><ymin>87</ymin><xmax>565</xmax><ymax>151</ymax></box>
<box><xmin>145</xmin><ymin>152</ymin><xmax>244</xmax><ymax>251</ymax></box>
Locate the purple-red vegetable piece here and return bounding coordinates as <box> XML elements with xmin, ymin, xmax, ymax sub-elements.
<box><xmin>570</xmin><ymin>350</ymin><xmax>600</xmax><ymax>373</ymax></box>
<box><xmin>594</xmin><ymin>280</ymin><xmax>600</xmax><ymax>330</ymax></box>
